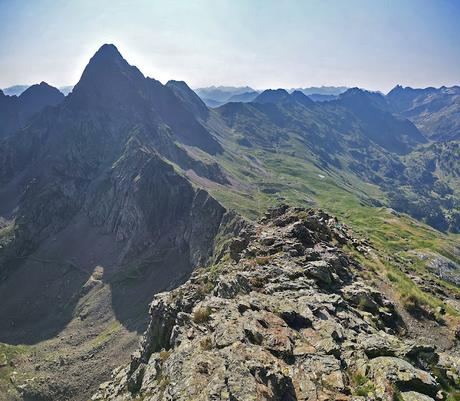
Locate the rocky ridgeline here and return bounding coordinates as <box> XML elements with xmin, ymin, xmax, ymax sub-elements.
<box><xmin>92</xmin><ymin>205</ymin><xmax>460</xmax><ymax>401</ymax></box>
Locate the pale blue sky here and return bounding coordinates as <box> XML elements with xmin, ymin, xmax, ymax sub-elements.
<box><xmin>1</xmin><ymin>0</ymin><xmax>459</xmax><ymax>92</ymax></box>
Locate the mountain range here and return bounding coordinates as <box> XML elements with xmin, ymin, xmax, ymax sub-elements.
<box><xmin>194</xmin><ymin>85</ymin><xmax>349</xmax><ymax>107</ymax></box>
<box><xmin>1</xmin><ymin>44</ymin><xmax>460</xmax><ymax>401</ymax></box>
<box><xmin>388</xmin><ymin>84</ymin><xmax>460</xmax><ymax>141</ymax></box>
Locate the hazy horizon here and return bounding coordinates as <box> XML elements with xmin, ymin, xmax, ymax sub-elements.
<box><xmin>1</xmin><ymin>0</ymin><xmax>460</xmax><ymax>92</ymax></box>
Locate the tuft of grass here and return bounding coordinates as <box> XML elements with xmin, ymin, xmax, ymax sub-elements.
<box><xmin>392</xmin><ymin>384</ymin><xmax>404</xmax><ymax>401</ymax></box>
<box><xmin>295</xmin><ymin>210</ymin><xmax>310</xmax><ymax>220</ymax></box>
<box><xmin>255</xmin><ymin>256</ymin><xmax>271</xmax><ymax>266</ymax></box>
<box><xmin>249</xmin><ymin>276</ymin><xmax>265</xmax><ymax>288</ymax></box>
<box><xmin>192</xmin><ymin>307</ymin><xmax>212</xmax><ymax>324</ymax></box>
<box><xmin>246</xmin><ymin>256</ymin><xmax>273</xmax><ymax>269</ymax></box>
<box><xmin>199</xmin><ymin>337</ymin><xmax>213</xmax><ymax>351</ymax></box>
<box><xmin>196</xmin><ymin>281</ymin><xmax>215</xmax><ymax>297</ymax></box>
<box><xmin>159</xmin><ymin>350</ymin><xmax>171</xmax><ymax>363</ymax></box>
<box><xmin>350</xmin><ymin>372</ymin><xmax>375</xmax><ymax>397</ymax></box>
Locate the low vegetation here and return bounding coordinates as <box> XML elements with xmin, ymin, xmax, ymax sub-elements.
<box><xmin>350</xmin><ymin>372</ymin><xmax>375</xmax><ymax>397</ymax></box>
<box><xmin>192</xmin><ymin>307</ymin><xmax>212</xmax><ymax>324</ymax></box>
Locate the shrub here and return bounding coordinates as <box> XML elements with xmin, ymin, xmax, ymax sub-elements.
<box><xmin>350</xmin><ymin>373</ymin><xmax>375</xmax><ymax>397</ymax></box>
<box><xmin>192</xmin><ymin>306</ymin><xmax>212</xmax><ymax>324</ymax></box>
<box><xmin>159</xmin><ymin>350</ymin><xmax>171</xmax><ymax>363</ymax></box>
<box><xmin>199</xmin><ymin>337</ymin><xmax>213</xmax><ymax>350</ymax></box>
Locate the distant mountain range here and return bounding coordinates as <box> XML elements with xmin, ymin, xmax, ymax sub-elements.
<box><xmin>290</xmin><ymin>85</ymin><xmax>348</xmax><ymax>96</ymax></box>
<box><xmin>194</xmin><ymin>85</ymin><xmax>349</xmax><ymax>107</ymax></box>
<box><xmin>387</xmin><ymin>84</ymin><xmax>460</xmax><ymax>141</ymax></box>
<box><xmin>2</xmin><ymin>84</ymin><xmax>74</xmax><ymax>96</ymax></box>
<box><xmin>194</xmin><ymin>86</ymin><xmax>258</xmax><ymax>107</ymax></box>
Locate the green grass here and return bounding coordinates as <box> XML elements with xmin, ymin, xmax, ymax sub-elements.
<box><xmin>0</xmin><ymin>343</ymin><xmax>32</xmax><ymax>397</ymax></box>
<box><xmin>88</xmin><ymin>320</ymin><xmax>122</xmax><ymax>348</ymax></box>
<box><xmin>201</xmin><ymin>138</ymin><xmax>460</xmax><ymax>324</ymax></box>
<box><xmin>350</xmin><ymin>372</ymin><xmax>375</xmax><ymax>397</ymax></box>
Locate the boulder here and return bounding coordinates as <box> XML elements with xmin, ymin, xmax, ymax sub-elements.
<box><xmin>368</xmin><ymin>356</ymin><xmax>438</xmax><ymax>399</ymax></box>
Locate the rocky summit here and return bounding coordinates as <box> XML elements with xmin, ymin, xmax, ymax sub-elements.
<box><xmin>92</xmin><ymin>206</ymin><xmax>458</xmax><ymax>401</ymax></box>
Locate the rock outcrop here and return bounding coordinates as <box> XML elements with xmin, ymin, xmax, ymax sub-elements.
<box><xmin>92</xmin><ymin>206</ymin><xmax>459</xmax><ymax>401</ymax></box>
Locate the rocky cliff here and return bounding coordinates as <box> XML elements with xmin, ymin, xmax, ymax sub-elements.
<box><xmin>92</xmin><ymin>205</ymin><xmax>460</xmax><ymax>401</ymax></box>
<box><xmin>0</xmin><ymin>45</ymin><xmax>236</xmax><ymax>401</ymax></box>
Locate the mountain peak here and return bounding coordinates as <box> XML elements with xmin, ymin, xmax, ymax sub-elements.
<box><xmin>68</xmin><ymin>43</ymin><xmax>145</xmax><ymax>109</ymax></box>
<box><xmin>254</xmin><ymin>88</ymin><xmax>290</xmax><ymax>104</ymax></box>
<box><xmin>82</xmin><ymin>43</ymin><xmax>128</xmax><ymax>71</ymax></box>
<box><xmin>166</xmin><ymin>80</ymin><xmax>209</xmax><ymax>118</ymax></box>
<box><xmin>339</xmin><ymin>88</ymin><xmax>387</xmax><ymax>107</ymax></box>
<box><xmin>340</xmin><ymin>87</ymin><xmax>366</xmax><ymax>97</ymax></box>
<box><xmin>20</xmin><ymin>81</ymin><xmax>62</xmax><ymax>97</ymax></box>
<box><xmin>92</xmin><ymin>43</ymin><xmax>123</xmax><ymax>60</ymax></box>
<box><xmin>291</xmin><ymin>90</ymin><xmax>314</xmax><ymax>107</ymax></box>
<box><xmin>18</xmin><ymin>82</ymin><xmax>64</xmax><ymax>117</ymax></box>
<box><xmin>387</xmin><ymin>84</ymin><xmax>406</xmax><ymax>96</ymax></box>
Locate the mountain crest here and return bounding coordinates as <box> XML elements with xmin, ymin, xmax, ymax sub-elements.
<box><xmin>92</xmin><ymin>43</ymin><xmax>124</xmax><ymax>61</ymax></box>
<box><xmin>92</xmin><ymin>205</ymin><xmax>448</xmax><ymax>401</ymax></box>
<box><xmin>166</xmin><ymin>80</ymin><xmax>209</xmax><ymax>119</ymax></box>
<box><xmin>291</xmin><ymin>90</ymin><xmax>314</xmax><ymax>106</ymax></box>
<box><xmin>254</xmin><ymin>88</ymin><xmax>291</xmax><ymax>104</ymax></box>
<box><xmin>68</xmin><ymin>44</ymin><xmax>145</xmax><ymax>108</ymax></box>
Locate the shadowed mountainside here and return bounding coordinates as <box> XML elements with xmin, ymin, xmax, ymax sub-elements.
<box><xmin>0</xmin><ymin>82</ymin><xmax>64</xmax><ymax>138</ymax></box>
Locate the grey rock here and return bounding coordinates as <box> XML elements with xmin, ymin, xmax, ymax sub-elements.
<box><xmin>91</xmin><ymin>206</ymin><xmax>448</xmax><ymax>401</ymax></box>
<box><xmin>368</xmin><ymin>356</ymin><xmax>438</xmax><ymax>398</ymax></box>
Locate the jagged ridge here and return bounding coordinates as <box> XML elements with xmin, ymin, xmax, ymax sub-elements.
<box><xmin>93</xmin><ymin>206</ymin><xmax>458</xmax><ymax>401</ymax></box>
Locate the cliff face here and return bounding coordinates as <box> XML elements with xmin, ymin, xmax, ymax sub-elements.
<box><xmin>92</xmin><ymin>205</ymin><xmax>458</xmax><ymax>401</ymax></box>
<box><xmin>0</xmin><ymin>44</ymin><xmax>236</xmax><ymax>401</ymax></box>
<box><xmin>0</xmin><ymin>134</ymin><xmax>235</xmax><ymax>400</ymax></box>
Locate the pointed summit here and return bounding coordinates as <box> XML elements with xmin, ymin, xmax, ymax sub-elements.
<box><xmin>68</xmin><ymin>44</ymin><xmax>145</xmax><ymax>109</ymax></box>
<box><xmin>92</xmin><ymin>43</ymin><xmax>123</xmax><ymax>60</ymax></box>
<box><xmin>81</xmin><ymin>44</ymin><xmax>143</xmax><ymax>79</ymax></box>
<box><xmin>166</xmin><ymin>80</ymin><xmax>209</xmax><ymax>119</ymax></box>
<box><xmin>338</xmin><ymin>87</ymin><xmax>388</xmax><ymax>110</ymax></box>
<box><xmin>386</xmin><ymin>84</ymin><xmax>405</xmax><ymax>97</ymax></box>
<box><xmin>290</xmin><ymin>90</ymin><xmax>314</xmax><ymax>107</ymax></box>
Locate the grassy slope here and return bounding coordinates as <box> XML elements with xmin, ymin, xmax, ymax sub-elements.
<box><xmin>0</xmin><ymin>277</ymin><xmax>137</xmax><ymax>401</ymax></box>
<box><xmin>190</xmin><ymin>131</ymin><xmax>460</xmax><ymax>326</ymax></box>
